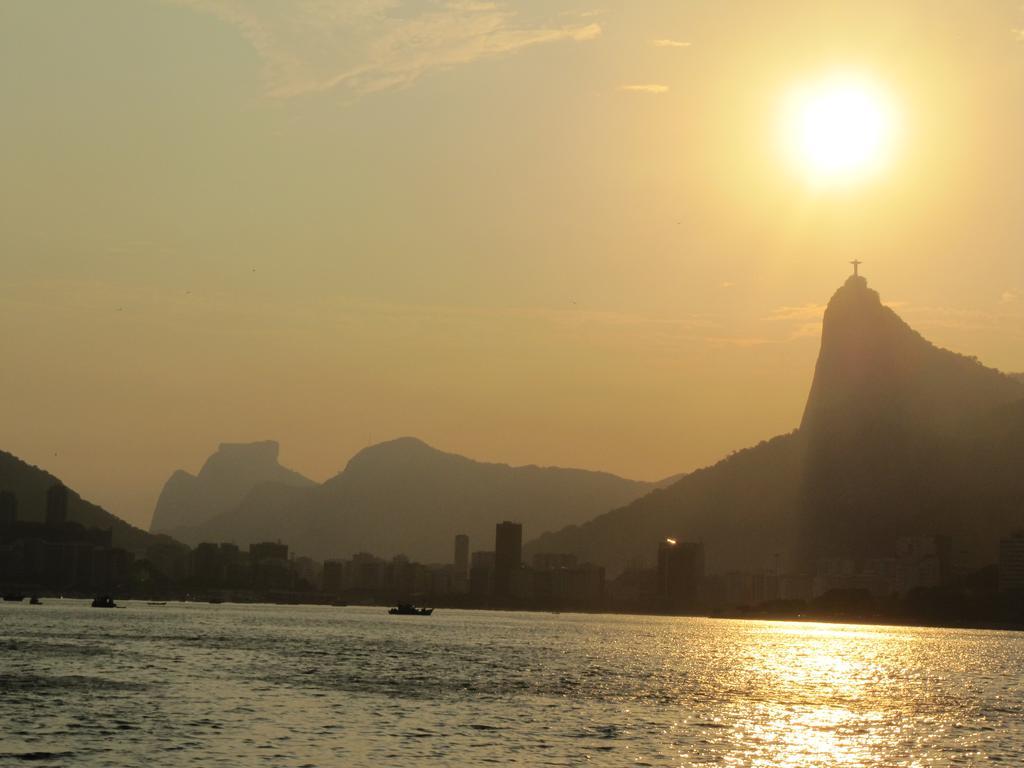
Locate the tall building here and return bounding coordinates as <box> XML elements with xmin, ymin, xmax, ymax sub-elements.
<box><xmin>533</xmin><ymin>553</ymin><xmax>578</xmax><ymax>571</ymax></box>
<box><xmin>470</xmin><ymin>550</ymin><xmax>495</xmax><ymax>597</ymax></box>
<box><xmin>493</xmin><ymin>521</ymin><xmax>522</xmax><ymax>599</ymax></box>
<box><xmin>191</xmin><ymin>542</ymin><xmax>224</xmax><ymax>586</ymax></box>
<box><xmin>897</xmin><ymin>535</ymin><xmax>952</xmax><ymax>591</ymax></box>
<box><xmin>657</xmin><ymin>538</ymin><xmax>704</xmax><ymax>611</ymax></box>
<box><xmin>0</xmin><ymin>491</ymin><xmax>17</xmax><ymax>525</ymax></box>
<box><xmin>249</xmin><ymin>541</ymin><xmax>288</xmax><ymax>562</ymax></box>
<box><xmin>454</xmin><ymin>534</ymin><xmax>469</xmax><ymax>579</ymax></box>
<box><xmin>999</xmin><ymin>531</ymin><xmax>1024</xmax><ymax>592</ymax></box>
<box><xmin>347</xmin><ymin>552</ymin><xmax>386</xmax><ymax>592</ymax></box>
<box><xmin>45</xmin><ymin>483</ymin><xmax>69</xmax><ymax>526</ymax></box>
<box><xmin>249</xmin><ymin>541</ymin><xmax>290</xmax><ymax>590</ymax></box>
<box><xmin>323</xmin><ymin>560</ymin><xmax>345</xmax><ymax>593</ymax></box>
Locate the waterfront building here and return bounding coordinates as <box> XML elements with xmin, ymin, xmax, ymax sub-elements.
<box><xmin>454</xmin><ymin>534</ymin><xmax>469</xmax><ymax>577</ymax></box>
<box><xmin>469</xmin><ymin>550</ymin><xmax>495</xmax><ymax>597</ymax></box>
<box><xmin>0</xmin><ymin>491</ymin><xmax>17</xmax><ymax>525</ymax></box>
<box><xmin>657</xmin><ymin>538</ymin><xmax>704</xmax><ymax>611</ymax></box>
<box><xmin>249</xmin><ymin>541</ymin><xmax>288</xmax><ymax>562</ymax></box>
<box><xmin>896</xmin><ymin>535</ymin><xmax>952</xmax><ymax>591</ymax></box>
<box><xmin>45</xmin><ymin>483</ymin><xmax>69</xmax><ymax>526</ymax></box>
<box><xmin>345</xmin><ymin>552</ymin><xmax>387</xmax><ymax>592</ymax></box>
<box><xmin>999</xmin><ymin>531</ymin><xmax>1024</xmax><ymax>592</ymax></box>
<box><xmin>249</xmin><ymin>541</ymin><xmax>290</xmax><ymax>589</ymax></box>
<box><xmin>453</xmin><ymin>533</ymin><xmax>469</xmax><ymax>593</ymax></box>
<box><xmin>323</xmin><ymin>559</ymin><xmax>345</xmax><ymax>593</ymax></box>
<box><xmin>532</xmin><ymin>553</ymin><xmax>578</xmax><ymax>570</ymax></box>
<box><xmin>493</xmin><ymin>521</ymin><xmax>522</xmax><ymax>599</ymax></box>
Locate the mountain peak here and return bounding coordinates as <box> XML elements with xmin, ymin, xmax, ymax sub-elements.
<box><xmin>345</xmin><ymin>436</ymin><xmax>438</xmax><ymax>464</ymax></box>
<box><xmin>150</xmin><ymin>440</ymin><xmax>314</xmax><ymax>535</ymax></box>
<box><xmin>334</xmin><ymin>438</ymin><xmax>466</xmax><ymax>485</ymax></box>
<box><xmin>801</xmin><ymin>275</ymin><xmax>1023</xmax><ymax>432</ymax></box>
<box><xmin>201</xmin><ymin>441</ymin><xmax>281</xmax><ymax>475</ymax></box>
<box><xmin>834</xmin><ymin>272</ymin><xmax>875</xmax><ymax>299</ymax></box>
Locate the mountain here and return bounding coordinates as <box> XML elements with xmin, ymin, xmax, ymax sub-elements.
<box><xmin>164</xmin><ymin>437</ymin><xmax>663</xmax><ymax>562</ymax></box>
<box><xmin>150</xmin><ymin>440</ymin><xmax>315</xmax><ymax>537</ymax></box>
<box><xmin>0</xmin><ymin>450</ymin><xmax>169</xmax><ymax>554</ymax></box>
<box><xmin>527</xmin><ymin>275</ymin><xmax>1024</xmax><ymax>575</ymax></box>
<box><xmin>801</xmin><ymin>275</ymin><xmax>1022</xmax><ymax>431</ymax></box>
<box><xmin>797</xmin><ymin>275</ymin><xmax>1024</xmax><ymax>566</ymax></box>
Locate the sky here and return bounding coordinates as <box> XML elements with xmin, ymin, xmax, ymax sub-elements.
<box><xmin>2</xmin><ymin>1</ymin><xmax>1024</xmax><ymax>530</ymax></box>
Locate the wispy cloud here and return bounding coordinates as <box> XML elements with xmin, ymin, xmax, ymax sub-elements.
<box><xmin>745</xmin><ymin>303</ymin><xmax>828</xmax><ymax>345</ymax></box>
<box><xmin>169</xmin><ymin>0</ymin><xmax>601</xmax><ymax>98</ymax></box>
<box><xmin>703</xmin><ymin>336</ymin><xmax>775</xmax><ymax>348</ymax></box>
<box><xmin>1001</xmin><ymin>290</ymin><xmax>1019</xmax><ymax>304</ymax></box>
<box><xmin>619</xmin><ymin>83</ymin><xmax>669</xmax><ymax>94</ymax></box>
<box><xmin>766</xmin><ymin>303</ymin><xmax>827</xmax><ymax>323</ymax></box>
<box><xmin>897</xmin><ymin>303</ymin><xmax>1024</xmax><ymax>338</ymax></box>
<box><xmin>565</xmin><ymin>9</ymin><xmax>608</xmax><ymax>20</ymax></box>
<box><xmin>651</xmin><ymin>38</ymin><xmax>690</xmax><ymax>48</ymax></box>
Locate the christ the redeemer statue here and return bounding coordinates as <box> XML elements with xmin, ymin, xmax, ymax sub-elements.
<box><xmin>850</xmin><ymin>259</ymin><xmax>863</xmax><ymax>277</ymax></box>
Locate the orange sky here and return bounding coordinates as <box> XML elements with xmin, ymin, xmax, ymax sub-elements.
<box><xmin>2</xmin><ymin>1</ymin><xmax>1023</xmax><ymax>528</ymax></box>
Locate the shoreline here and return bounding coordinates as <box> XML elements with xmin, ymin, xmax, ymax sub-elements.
<box><xmin>8</xmin><ymin>591</ymin><xmax>1024</xmax><ymax>633</ymax></box>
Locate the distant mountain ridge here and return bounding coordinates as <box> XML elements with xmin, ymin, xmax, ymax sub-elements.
<box><xmin>0</xmin><ymin>450</ymin><xmax>169</xmax><ymax>554</ymax></box>
<box><xmin>150</xmin><ymin>440</ymin><xmax>314</xmax><ymax>537</ymax></box>
<box><xmin>527</xmin><ymin>275</ymin><xmax>1024</xmax><ymax>575</ymax></box>
<box><xmin>155</xmin><ymin>437</ymin><xmax>666</xmax><ymax>562</ymax></box>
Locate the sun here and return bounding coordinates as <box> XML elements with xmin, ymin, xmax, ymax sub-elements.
<box><xmin>782</xmin><ymin>75</ymin><xmax>897</xmax><ymax>185</ymax></box>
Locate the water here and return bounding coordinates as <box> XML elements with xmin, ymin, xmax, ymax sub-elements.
<box><xmin>1</xmin><ymin>602</ymin><xmax>1022</xmax><ymax>766</ymax></box>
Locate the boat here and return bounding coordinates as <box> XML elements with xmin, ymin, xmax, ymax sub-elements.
<box><xmin>2</xmin><ymin>594</ymin><xmax>25</xmax><ymax>602</ymax></box>
<box><xmin>91</xmin><ymin>596</ymin><xmax>117</xmax><ymax>608</ymax></box>
<box><xmin>388</xmin><ymin>603</ymin><xmax>433</xmax><ymax>616</ymax></box>
<box><xmin>29</xmin><ymin>596</ymin><xmax>41</xmax><ymax>605</ymax></box>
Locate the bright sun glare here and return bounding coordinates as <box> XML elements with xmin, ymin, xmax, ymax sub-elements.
<box><xmin>783</xmin><ymin>76</ymin><xmax>897</xmax><ymax>185</ymax></box>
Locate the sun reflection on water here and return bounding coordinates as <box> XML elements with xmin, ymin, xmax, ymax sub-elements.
<box><xmin>680</xmin><ymin>620</ymin><xmax>975</xmax><ymax>767</ymax></box>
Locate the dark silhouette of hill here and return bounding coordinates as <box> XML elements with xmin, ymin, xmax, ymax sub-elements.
<box><xmin>527</xmin><ymin>433</ymin><xmax>807</xmax><ymax>575</ymax></box>
<box><xmin>798</xmin><ymin>275</ymin><xmax>1024</xmax><ymax>566</ymax></box>
<box><xmin>801</xmin><ymin>275</ymin><xmax>1022</xmax><ymax>431</ymax></box>
<box><xmin>0</xmin><ymin>450</ymin><xmax>171</xmax><ymax>554</ymax></box>
<box><xmin>527</xmin><ymin>275</ymin><xmax>1024</xmax><ymax>575</ymax></box>
<box><xmin>150</xmin><ymin>440</ymin><xmax>314</xmax><ymax>537</ymax></box>
<box><xmin>167</xmin><ymin>437</ymin><xmax>663</xmax><ymax>562</ymax></box>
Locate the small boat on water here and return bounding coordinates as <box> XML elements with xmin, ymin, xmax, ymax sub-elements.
<box><xmin>389</xmin><ymin>603</ymin><xmax>433</xmax><ymax>616</ymax></box>
<box><xmin>29</xmin><ymin>596</ymin><xmax>41</xmax><ymax>605</ymax></box>
<box><xmin>91</xmin><ymin>595</ymin><xmax>117</xmax><ymax>608</ymax></box>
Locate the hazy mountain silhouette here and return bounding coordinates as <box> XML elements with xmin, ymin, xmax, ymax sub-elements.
<box><xmin>801</xmin><ymin>275</ymin><xmax>1022</xmax><ymax>431</ymax></box>
<box><xmin>166</xmin><ymin>437</ymin><xmax>665</xmax><ymax>562</ymax></box>
<box><xmin>0</xmin><ymin>450</ymin><xmax>170</xmax><ymax>554</ymax></box>
<box><xmin>797</xmin><ymin>275</ymin><xmax>1024</xmax><ymax>567</ymax></box>
<box><xmin>150</xmin><ymin>440</ymin><xmax>315</xmax><ymax>537</ymax></box>
<box><xmin>527</xmin><ymin>275</ymin><xmax>1024</xmax><ymax>575</ymax></box>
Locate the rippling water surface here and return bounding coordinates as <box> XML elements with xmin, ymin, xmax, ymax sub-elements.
<box><xmin>1</xmin><ymin>601</ymin><xmax>1022</xmax><ymax>766</ymax></box>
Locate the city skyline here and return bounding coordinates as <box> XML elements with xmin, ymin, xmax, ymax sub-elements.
<box><xmin>5</xmin><ymin>4</ymin><xmax>1024</xmax><ymax>766</ymax></box>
